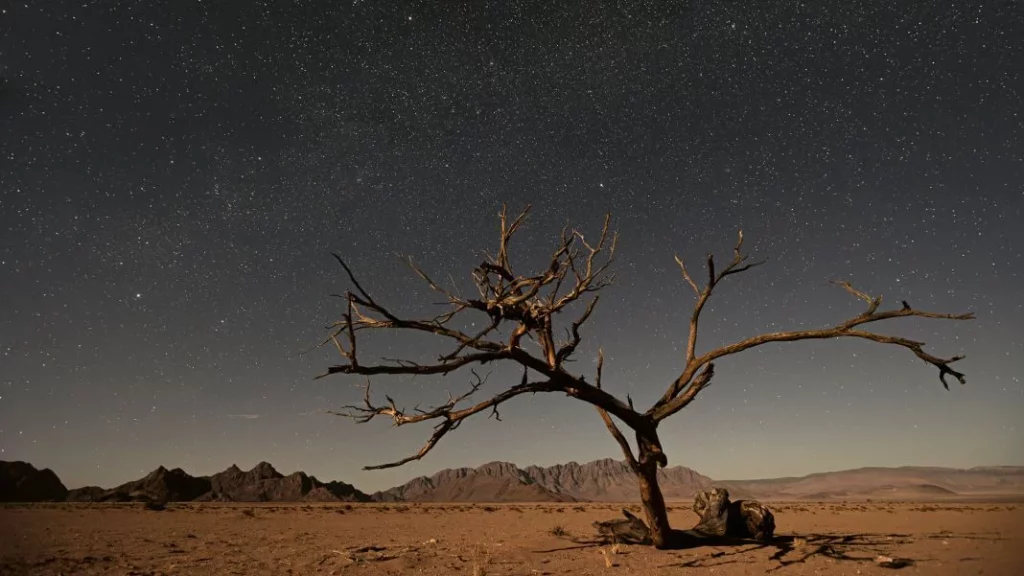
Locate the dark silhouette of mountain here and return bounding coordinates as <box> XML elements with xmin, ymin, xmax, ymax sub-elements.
<box><xmin>66</xmin><ymin>485</ymin><xmax>106</xmax><ymax>502</ymax></box>
<box><xmin>0</xmin><ymin>461</ymin><xmax>68</xmax><ymax>502</ymax></box>
<box><xmin>91</xmin><ymin>466</ymin><xmax>212</xmax><ymax>503</ymax></box>
<box><xmin>201</xmin><ymin>462</ymin><xmax>370</xmax><ymax>502</ymax></box>
<box><xmin>374</xmin><ymin>461</ymin><xmax>577</xmax><ymax>502</ymax></box>
<box><xmin>50</xmin><ymin>462</ymin><xmax>372</xmax><ymax>503</ymax></box>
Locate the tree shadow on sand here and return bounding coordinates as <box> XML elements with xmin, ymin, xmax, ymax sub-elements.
<box><xmin>657</xmin><ymin>532</ymin><xmax>920</xmax><ymax>570</ymax></box>
<box><xmin>536</xmin><ymin>500</ymin><xmax>1007</xmax><ymax>571</ymax></box>
<box><xmin>662</xmin><ymin>530</ymin><xmax>1001</xmax><ymax>571</ymax></box>
<box><xmin>538</xmin><ymin>530</ymin><xmax>1000</xmax><ymax>571</ymax></box>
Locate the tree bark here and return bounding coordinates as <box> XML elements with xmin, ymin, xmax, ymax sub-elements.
<box><xmin>635</xmin><ymin>430</ymin><xmax>673</xmax><ymax>549</ymax></box>
<box><xmin>636</xmin><ymin>462</ymin><xmax>672</xmax><ymax>548</ymax></box>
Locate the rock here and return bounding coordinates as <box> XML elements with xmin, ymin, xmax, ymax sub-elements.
<box><xmin>875</xmin><ymin>554</ymin><xmax>914</xmax><ymax>568</ymax></box>
<box><xmin>692</xmin><ymin>487</ymin><xmax>775</xmax><ymax>540</ymax></box>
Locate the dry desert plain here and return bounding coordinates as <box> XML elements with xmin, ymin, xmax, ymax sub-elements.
<box><xmin>3</xmin><ymin>500</ymin><xmax>1023</xmax><ymax>576</ymax></box>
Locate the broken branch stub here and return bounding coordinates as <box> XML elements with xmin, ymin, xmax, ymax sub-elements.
<box><xmin>651</xmin><ymin>255</ymin><xmax>974</xmax><ymax>422</ymax></box>
<box><xmin>593</xmin><ymin>509</ymin><xmax>653</xmax><ymax>545</ymax></box>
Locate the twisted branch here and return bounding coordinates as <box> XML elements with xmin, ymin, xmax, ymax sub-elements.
<box><xmin>593</xmin><ymin>349</ymin><xmax>639</xmax><ymax>472</ymax></box>
<box><xmin>651</xmin><ymin>268</ymin><xmax>974</xmax><ymax>421</ymax></box>
<box><xmin>329</xmin><ymin>370</ymin><xmax>557</xmax><ymax>469</ymax></box>
<box><xmin>675</xmin><ymin>230</ymin><xmax>768</xmax><ymax>371</ymax></box>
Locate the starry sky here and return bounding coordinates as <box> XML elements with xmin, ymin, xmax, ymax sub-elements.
<box><xmin>1</xmin><ymin>1</ymin><xmax>1022</xmax><ymax>492</ymax></box>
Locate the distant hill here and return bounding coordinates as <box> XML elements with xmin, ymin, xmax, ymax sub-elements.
<box><xmin>80</xmin><ymin>465</ymin><xmax>212</xmax><ymax>503</ymax></box>
<box><xmin>201</xmin><ymin>461</ymin><xmax>369</xmax><ymax>503</ymax></box>
<box><xmin>374</xmin><ymin>458</ymin><xmax>712</xmax><ymax>502</ymax></box>
<box><xmin>858</xmin><ymin>484</ymin><xmax>958</xmax><ymax>499</ymax></box>
<box><xmin>719</xmin><ymin>466</ymin><xmax>1024</xmax><ymax>501</ymax></box>
<box><xmin>0</xmin><ymin>461</ymin><xmax>68</xmax><ymax>502</ymax></box>
<box><xmin>526</xmin><ymin>458</ymin><xmax>712</xmax><ymax>501</ymax></box>
<box><xmin>374</xmin><ymin>461</ymin><xmax>577</xmax><ymax>502</ymax></box>
<box><xmin>61</xmin><ymin>462</ymin><xmax>371</xmax><ymax>504</ymax></box>
<box><xmin>2</xmin><ymin>459</ymin><xmax>1022</xmax><ymax>503</ymax></box>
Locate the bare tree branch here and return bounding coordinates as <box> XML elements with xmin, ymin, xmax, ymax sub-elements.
<box><xmin>326</xmin><ymin>254</ymin><xmax>506</xmax><ymax>355</ymax></box>
<box><xmin>555</xmin><ymin>296</ymin><xmax>599</xmax><ymax>366</ymax></box>
<box><xmin>317</xmin><ymin>350</ymin><xmax>510</xmax><ymax>379</ymax></box>
<box><xmin>593</xmin><ymin>349</ymin><xmax>639</xmax><ymax>472</ymax></box>
<box><xmin>674</xmin><ymin>255</ymin><xmax>700</xmax><ymax>296</ymax></box>
<box><xmin>685</xmin><ymin>231</ymin><xmax>767</xmax><ymax>364</ymax></box>
<box><xmin>403</xmin><ymin>255</ymin><xmax>466</xmax><ymax>308</ymax></box>
<box><xmin>660</xmin><ymin>230</ymin><xmax>767</xmax><ymax>406</ymax></box>
<box><xmin>830</xmin><ymin>280</ymin><xmax>882</xmax><ymax>315</ymax></box>
<box><xmin>319</xmin><ymin>205</ymin><xmax>649</xmax><ymax>470</ymax></box>
<box><xmin>650</xmin><ymin>281</ymin><xmax>973</xmax><ymax>421</ymax></box>
<box><xmin>329</xmin><ymin>369</ymin><xmax>558</xmax><ymax>470</ymax></box>
<box><xmin>648</xmin><ymin>364</ymin><xmax>715</xmax><ymax>422</ymax></box>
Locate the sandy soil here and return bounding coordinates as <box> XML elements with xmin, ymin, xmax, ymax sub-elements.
<box><xmin>1</xmin><ymin>501</ymin><xmax>1021</xmax><ymax>575</ymax></box>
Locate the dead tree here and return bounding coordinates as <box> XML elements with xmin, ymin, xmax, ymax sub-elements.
<box><xmin>317</xmin><ymin>205</ymin><xmax>973</xmax><ymax>549</ymax></box>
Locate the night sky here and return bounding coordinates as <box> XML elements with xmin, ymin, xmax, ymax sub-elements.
<box><xmin>2</xmin><ymin>1</ymin><xmax>1022</xmax><ymax>492</ymax></box>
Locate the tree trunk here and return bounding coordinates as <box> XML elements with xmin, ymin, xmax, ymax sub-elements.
<box><xmin>635</xmin><ymin>429</ymin><xmax>673</xmax><ymax>548</ymax></box>
<box><xmin>636</xmin><ymin>461</ymin><xmax>672</xmax><ymax>548</ymax></box>
<box><xmin>599</xmin><ymin>415</ymin><xmax>677</xmax><ymax>548</ymax></box>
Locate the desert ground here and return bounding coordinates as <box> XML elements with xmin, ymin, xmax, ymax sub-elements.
<box><xmin>1</xmin><ymin>501</ymin><xmax>1021</xmax><ymax>575</ymax></box>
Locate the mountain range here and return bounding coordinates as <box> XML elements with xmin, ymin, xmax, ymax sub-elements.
<box><xmin>372</xmin><ymin>459</ymin><xmax>714</xmax><ymax>502</ymax></box>
<box><xmin>2</xmin><ymin>459</ymin><xmax>1023</xmax><ymax>504</ymax></box>
<box><xmin>54</xmin><ymin>461</ymin><xmax>371</xmax><ymax>504</ymax></box>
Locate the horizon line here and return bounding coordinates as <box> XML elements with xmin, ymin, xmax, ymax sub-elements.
<box><xmin>6</xmin><ymin>456</ymin><xmax>1022</xmax><ymax>493</ymax></box>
